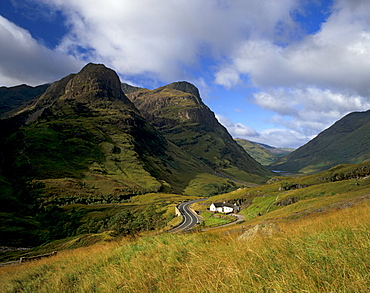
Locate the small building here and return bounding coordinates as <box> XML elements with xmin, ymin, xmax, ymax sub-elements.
<box><xmin>210</xmin><ymin>202</ymin><xmax>239</xmax><ymax>214</ymax></box>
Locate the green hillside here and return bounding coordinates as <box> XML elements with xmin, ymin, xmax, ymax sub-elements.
<box><xmin>1</xmin><ymin>162</ymin><xmax>369</xmax><ymax>292</ymax></box>
<box><xmin>125</xmin><ymin>82</ymin><xmax>273</xmax><ymax>184</ymax></box>
<box><xmin>269</xmin><ymin>110</ymin><xmax>370</xmax><ymax>174</ymax></box>
<box><xmin>235</xmin><ymin>138</ymin><xmax>294</xmax><ymax>166</ymax></box>
<box><xmin>0</xmin><ymin>64</ymin><xmax>239</xmax><ymax>246</ymax></box>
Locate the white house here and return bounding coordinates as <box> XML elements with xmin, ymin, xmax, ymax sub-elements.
<box><xmin>210</xmin><ymin>202</ymin><xmax>239</xmax><ymax>214</ymax></box>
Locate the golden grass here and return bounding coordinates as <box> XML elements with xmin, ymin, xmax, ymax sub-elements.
<box><xmin>1</xmin><ymin>201</ymin><xmax>369</xmax><ymax>292</ymax></box>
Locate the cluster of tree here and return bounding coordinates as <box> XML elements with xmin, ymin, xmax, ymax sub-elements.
<box><xmin>0</xmin><ymin>178</ymin><xmax>169</xmax><ymax>246</ymax></box>
<box><xmin>76</xmin><ymin>206</ymin><xmax>167</xmax><ymax>236</ymax></box>
<box><xmin>43</xmin><ymin>194</ymin><xmax>132</xmax><ymax>206</ymax></box>
<box><xmin>279</xmin><ymin>182</ymin><xmax>309</xmax><ymax>191</ymax></box>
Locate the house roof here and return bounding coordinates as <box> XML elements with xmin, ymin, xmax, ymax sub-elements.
<box><xmin>211</xmin><ymin>202</ymin><xmax>239</xmax><ymax>209</ymax></box>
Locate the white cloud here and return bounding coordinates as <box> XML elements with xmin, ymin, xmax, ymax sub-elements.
<box><xmin>216</xmin><ymin>114</ymin><xmax>259</xmax><ymax>137</ymax></box>
<box><xmin>3</xmin><ymin>0</ymin><xmax>369</xmax><ymax>148</ymax></box>
<box><xmin>0</xmin><ymin>16</ymin><xmax>83</xmax><ymax>86</ymax></box>
<box><xmin>258</xmin><ymin>128</ymin><xmax>311</xmax><ymax>148</ymax></box>
<box><xmin>254</xmin><ymin>87</ymin><xmax>370</xmax><ymax>131</ymax></box>
<box><xmin>216</xmin><ymin>113</ymin><xmax>310</xmax><ymax>148</ymax></box>
<box><xmin>33</xmin><ymin>0</ymin><xmax>299</xmax><ymax>82</ymax></box>
<box><xmin>215</xmin><ymin>0</ymin><xmax>370</xmax><ymax>97</ymax></box>
<box><xmin>217</xmin><ymin>86</ymin><xmax>370</xmax><ymax>148</ymax></box>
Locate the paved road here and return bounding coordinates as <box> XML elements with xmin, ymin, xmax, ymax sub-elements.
<box><xmin>170</xmin><ymin>198</ymin><xmax>205</xmax><ymax>232</ymax></box>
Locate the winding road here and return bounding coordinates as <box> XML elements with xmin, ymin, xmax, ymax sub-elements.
<box><xmin>170</xmin><ymin>198</ymin><xmax>246</xmax><ymax>233</ymax></box>
<box><xmin>170</xmin><ymin>198</ymin><xmax>205</xmax><ymax>232</ymax></box>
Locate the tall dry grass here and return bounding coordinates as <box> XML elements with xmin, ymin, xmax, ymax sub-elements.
<box><xmin>1</xmin><ymin>201</ymin><xmax>369</xmax><ymax>292</ymax></box>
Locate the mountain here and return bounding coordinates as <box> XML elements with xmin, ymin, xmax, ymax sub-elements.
<box><xmin>0</xmin><ymin>63</ymin><xmax>274</xmax><ymax>245</ymax></box>
<box><xmin>269</xmin><ymin>110</ymin><xmax>370</xmax><ymax>174</ymax></box>
<box><xmin>1</xmin><ymin>64</ymin><xmax>223</xmax><ymax>196</ymax></box>
<box><xmin>0</xmin><ymin>83</ymin><xmax>49</xmax><ymax>118</ymax></box>
<box><xmin>0</xmin><ymin>64</ymin><xmax>226</xmax><ymax>245</ymax></box>
<box><xmin>235</xmin><ymin>138</ymin><xmax>294</xmax><ymax>166</ymax></box>
<box><xmin>124</xmin><ymin>81</ymin><xmax>273</xmax><ymax>183</ymax></box>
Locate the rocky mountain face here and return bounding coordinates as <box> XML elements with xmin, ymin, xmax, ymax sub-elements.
<box><xmin>269</xmin><ymin>110</ymin><xmax>370</xmax><ymax>174</ymax></box>
<box><xmin>125</xmin><ymin>81</ymin><xmax>273</xmax><ymax>183</ymax></box>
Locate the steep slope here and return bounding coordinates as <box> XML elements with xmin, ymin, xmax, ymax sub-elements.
<box><xmin>125</xmin><ymin>81</ymin><xmax>273</xmax><ymax>183</ymax></box>
<box><xmin>0</xmin><ymin>83</ymin><xmax>49</xmax><ymax>118</ymax></box>
<box><xmin>269</xmin><ymin>110</ymin><xmax>370</xmax><ymax>174</ymax></box>
<box><xmin>235</xmin><ymin>138</ymin><xmax>294</xmax><ymax>166</ymax></box>
<box><xmin>1</xmin><ymin>64</ymin><xmax>221</xmax><ymax>200</ymax></box>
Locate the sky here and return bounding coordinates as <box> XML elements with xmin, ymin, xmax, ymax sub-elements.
<box><xmin>1</xmin><ymin>0</ymin><xmax>370</xmax><ymax>148</ymax></box>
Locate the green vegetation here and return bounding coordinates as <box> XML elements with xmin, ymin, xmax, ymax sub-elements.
<box><xmin>199</xmin><ymin>211</ymin><xmax>235</xmax><ymax>227</ymax></box>
<box><xmin>184</xmin><ymin>173</ymin><xmax>238</xmax><ymax>197</ymax></box>
<box><xmin>2</xmin><ymin>64</ymin><xmax>262</xmax><ymax>247</ymax></box>
<box><xmin>1</xmin><ymin>200</ymin><xmax>368</xmax><ymax>292</ymax></box>
<box><xmin>193</xmin><ymin>162</ymin><xmax>370</xmax><ymax>223</ymax></box>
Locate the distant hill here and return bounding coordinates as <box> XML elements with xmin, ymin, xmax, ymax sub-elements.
<box><xmin>125</xmin><ymin>81</ymin><xmax>273</xmax><ymax>183</ymax></box>
<box><xmin>0</xmin><ymin>83</ymin><xmax>49</xmax><ymax>118</ymax></box>
<box><xmin>235</xmin><ymin>138</ymin><xmax>294</xmax><ymax>166</ymax></box>
<box><xmin>269</xmin><ymin>110</ymin><xmax>370</xmax><ymax>174</ymax></box>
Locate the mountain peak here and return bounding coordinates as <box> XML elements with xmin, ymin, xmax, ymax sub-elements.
<box><xmin>64</xmin><ymin>63</ymin><xmax>127</xmax><ymax>102</ymax></box>
<box><xmin>164</xmin><ymin>81</ymin><xmax>200</xmax><ymax>99</ymax></box>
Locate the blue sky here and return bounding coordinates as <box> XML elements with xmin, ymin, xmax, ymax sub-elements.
<box><xmin>1</xmin><ymin>0</ymin><xmax>370</xmax><ymax>148</ymax></box>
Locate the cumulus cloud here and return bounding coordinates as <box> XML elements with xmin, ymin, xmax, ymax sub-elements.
<box><xmin>257</xmin><ymin>128</ymin><xmax>311</xmax><ymax>148</ymax></box>
<box><xmin>217</xmin><ymin>86</ymin><xmax>370</xmax><ymax>148</ymax></box>
<box><xmin>254</xmin><ymin>87</ymin><xmax>370</xmax><ymax>135</ymax></box>
<box><xmin>215</xmin><ymin>0</ymin><xmax>370</xmax><ymax>97</ymax></box>
<box><xmin>32</xmin><ymin>0</ymin><xmax>299</xmax><ymax>82</ymax></box>
<box><xmin>216</xmin><ymin>113</ymin><xmax>311</xmax><ymax>148</ymax></box>
<box><xmin>0</xmin><ymin>16</ymin><xmax>83</xmax><ymax>86</ymax></box>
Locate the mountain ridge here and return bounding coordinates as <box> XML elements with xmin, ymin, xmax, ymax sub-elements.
<box><xmin>125</xmin><ymin>81</ymin><xmax>273</xmax><ymax>183</ymax></box>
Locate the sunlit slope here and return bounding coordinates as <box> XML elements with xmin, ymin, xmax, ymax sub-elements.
<box><xmin>126</xmin><ymin>82</ymin><xmax>273</xmax><ymax>184</ymax></box>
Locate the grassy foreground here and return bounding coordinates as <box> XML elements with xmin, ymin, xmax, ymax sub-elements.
<box><xmin>1</xmin><ymin>200</ymin><xmax>369</xmax><ymax>292</ymax></box>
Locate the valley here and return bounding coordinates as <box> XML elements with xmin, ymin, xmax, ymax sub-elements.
<box><xmin>0</xmin><ymin>63</ymin><xmax>369</xmax><ymax>292</ymax></box>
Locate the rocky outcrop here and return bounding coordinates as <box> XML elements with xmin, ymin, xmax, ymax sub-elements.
<box><xmin>238</xmin><ymin>223</ymin><xmax>281</xmax><ymax>241</ymax></box>
<box><xmin>20</xmin><ymin>251</ymin><xmax>57</xmax><ymax>263</ymax></box>
<box><xmin>274</xmin><ymin>197</ymin><xmax>299</xmax><ymax>206</ymax></box>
